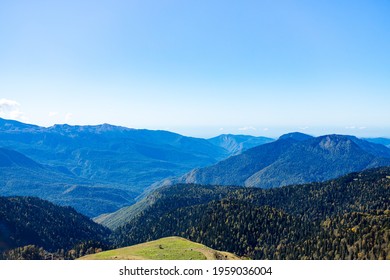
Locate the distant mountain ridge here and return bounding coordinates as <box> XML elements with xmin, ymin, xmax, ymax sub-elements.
<box><xmin>0</xmin><ymin>147</ymin><xmax>135</xmax><ymax>217</ymax></box>
<box><xmin>0</xmin><ymin>118</ymin><xmax>41</xmax><ymax>131</ymax></box>
<box><xmin>180</xmin><ymin>133</ymin><xmax>390</xmax><ymax>188</ymax></box>
<box><xmin>207</xmin><ymin>134</ymin><xmax>274</xmax><ymax>155</ymax></box>
<box><xmin>0</xmin><ymin>118</ymin><xmax>277</xmax><ymax>216</ymax></box>
<box><xmin>3</xmin><ymin>117</ymin><xmax>390</xmax><ymax>218</ymax></box>
<box><xmin>278</xmin><ymin>131</ymin><xmax>313</xmax><ymax>141</ymax></box>
<box><xmin>0</xmin><ymin>118</ymin><xmax>230</xmax><ymax>195</ymax></box>
<box><xmin>365</xmin><ymin>138</ymin><xmax>390</xmax><ymax>148</ymax></box>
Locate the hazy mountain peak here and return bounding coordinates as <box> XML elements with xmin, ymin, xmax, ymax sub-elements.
<box><xmin>310</xmin><ymin>134</ymin><xmax>390</xmax><ymax>158</ymax></box>
<box><xmin>0</xmin><ymin>117</ymin><xmax>40</xmax><ymax>131</ymax></box>
<box><xmin>318</xmin><ymin>134</ymin><xmax>355</xmax><ymax>141</ymax></box>
<box><xmin>278</xmin><ymin>132</ymin><xmax>313</xmax><ymax>141</ymax></box>
<box><xmin>317</xmin><ymin>134</ymin><xmax>354</xmax><ymax>144</ymax></box>
<box><xmin>311</xmin><ymin>135</ymin><xmax>359</xmax><ymax>154</ymax></box>
<box><xmin>48</xmin><ymin>123</ymin><xmax>132</xmax><ymax>134</ymax></box>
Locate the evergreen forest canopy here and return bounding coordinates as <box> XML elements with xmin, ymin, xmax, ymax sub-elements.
<box><xmin>1</xmin><ymin>167</ymin><xmax>389</xmax><ymax>259</ymax></box>
<box><xmin>0</xmin><ymin>196</ymin><xmax>111</xmax><ymax>260</ymax></box>
<box><xmin>112</xmin><ymin>167</ymin><xmax>390</xmax><ymax>260</ymax></box>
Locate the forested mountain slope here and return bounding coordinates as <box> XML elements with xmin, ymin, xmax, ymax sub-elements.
<box><xmin>0</xmin><ymin>196</ymin><xmax>110</xmax><ymax>255</ymax></box>
<box><xmin>110</xmin><ymin>167</ymin><xmax>390</xmax><ymax>259</ymax></box>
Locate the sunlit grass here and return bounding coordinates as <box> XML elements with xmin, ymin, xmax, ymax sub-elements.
<box><xmin>79</xmin><ymin>237</ymin><xmax>234</xmax><ymax>260</ymax></box>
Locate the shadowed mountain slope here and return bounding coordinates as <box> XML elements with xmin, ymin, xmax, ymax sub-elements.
<box><xmin>0</xmin><ymin>196</ymin><xmax>110</xmax><ymax>253</ymax></box>
<box><xmin>365</xmin><ymin>138</ymin><xmax>390</xmax><ymax>148</ymax></box>
<box><xmin>207</xmin><ymin>134</ymin><xmax>274</xmax><ymax>155</ymax></box>
<box><xmin>0</xmin><ymin>148</ymin><xmax>135</xmax><ymax>217</ymax></box>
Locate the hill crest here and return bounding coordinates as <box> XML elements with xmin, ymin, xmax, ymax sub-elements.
<box><xmin>79</xmin><ymin>237</ymin><xmax>240</xmax><ymax>260</ymax></box>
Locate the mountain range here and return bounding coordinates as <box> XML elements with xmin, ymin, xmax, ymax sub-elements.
<box><xmin>0</xmin><ymin>118</ymin><xmax>227</xmax><ymax>193</ymax></box>
<box><xmin>179</xmin><ymin>132</ymin><xmax>390</xmax><ymax>188</ymax></box>
<box><xmin>0</xmin><ymin>118</ymin><xmax>271</xmax><ymax>216</ymax></box>
<box><xmin>2</xmin><ymin>118</ymin><xmax>390</xmax><ymax>221</ymax></box>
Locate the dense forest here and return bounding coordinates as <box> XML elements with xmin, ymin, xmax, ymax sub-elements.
<box><xmin>112</xmin><ymin>167</ymin><xmax>390</xmax><ymax>260</ymax></box>
<box><xmin>114</xmin><ymin>200</ymin><xmax>389</xmax><ymax>259</ymax></box>
<box><xmin>0</xmin><ymin>196</ymin><xmax>111</xmax><ymax>259</ymax></box>
<box><xmin>1</xmin><ymin>167</ymin><xmax>389</xmax><ymax>259</ymax></box>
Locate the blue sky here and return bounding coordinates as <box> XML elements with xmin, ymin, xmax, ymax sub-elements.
<box><xmin>0</xmin><ymin>0</ymin><xmax>389</xmax><ymax>137</ymax></box>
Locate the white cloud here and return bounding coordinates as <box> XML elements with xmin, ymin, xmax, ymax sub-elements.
<box><xmin>0</xmin><ymin>98</ymin><xmax>19</xmax><ymax>107</ymax></box>
<box><xmin>49</xmin><ymin>111</ymin><xmax>59</xmax><ymax>117</ymax></box>
<box><xmin>65</xmin><ymin>112</ymin><xmax>73</xmax><ymax>122</ymax></box>
<box><xmin>263</xmin><ymin>127</ymin><xmax>269</xmax><ymax>131</ymax></box>
<box><xmin>219</xmin><ymin>127</ymin><xmax>224</xmax><ymax>131</ymax></box>
<box><xmin>345</xmin><ymin>126</ymin><xmax>367</xmax><ymax>130</ymax></box>
<box><xmin>238</xmin><ymin>126</ymin><xmax>257</xmax><ymax>131</ymax></box>
<box><xmin>0</xmin><ymin>98</ymin><xmax>26</xmax><ymax>120</ymax></box>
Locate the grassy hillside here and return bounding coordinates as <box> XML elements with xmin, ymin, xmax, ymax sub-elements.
<box><xmin>79</xmin><ymin>237</ymin><xmax>240</xmax><ymax>260</ymax></box>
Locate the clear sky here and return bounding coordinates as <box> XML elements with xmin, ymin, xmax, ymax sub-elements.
<box><xmin>0</xmin><ymin>0</ymin><xmax>389</xmax><ymax>138</ymax></box>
